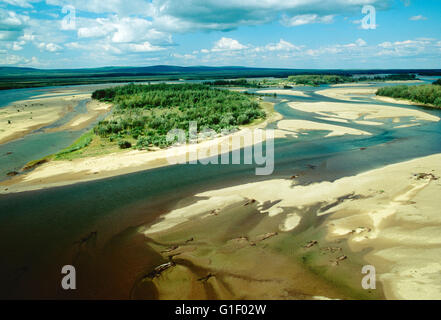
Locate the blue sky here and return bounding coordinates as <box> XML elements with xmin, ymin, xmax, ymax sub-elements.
<box><xmin>0</xmin><ymin>0</ymin><xmax>440</xmax><ymax>69</ymax></box>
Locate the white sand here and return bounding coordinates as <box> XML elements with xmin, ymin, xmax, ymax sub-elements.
<box><xmin>141</xmin><ymin>153</ymin><xmax>441</xmax><ymax>299</ymax></box>
<box><xmin>0</xmin><ymin>95</ymin><xmax>82</xmax><ymax>144</ymax></box>
<box><xmin>316</xmin><ymin>117</ymin><xmax>349</xmax><ymax>124</ymax></box>
<box><xmin>331</xmin><ymin>83</ymin><xmax>375</xmax><ymax>88</ymax></box>
<box><xmin>0</xmin><ymin>92</ymin><xmax>99</xmax><ymax>144</ymax></box>
<box><xmin>317</xmin><ymin>86</ymin><xmax>434</xmax><ymax>108</ymax></box>
<box><xmin>373</xmin><ymin>95</ymin><xmax>434</xmax><ymax>107</ymax></box>
<box><xmin>256</xmin><ymin>89</ymin><xmax>309</xmax><ymax>97</ymax></box>
<box><xmin>288</xmin><ymin>101</ymin><xmax>439</xmax><ymax>123</ymax></box>
<box><xmin>394</xmin><ymin>123</ymin><xmax>420</xmax><ymax>129</ymax></box>
<box><xmin>0</xmin><ymin>124</ymin><xmax>277</xmax><ymax>193</ymax></box>
<box><xmin>277</xmin><ymin>119</ymin><xmax>371</xmax><ymax>137</ymax></box>
<box><xmin>48</xmin><ymin>99</ymin><xmax>111</xmax><ymax>131</ymax></box>
<box><xmin>354</xmin><ymin>120</ymin><xmax>383</xmax><ymax>126</ymax></box>
<box><xmin>143</xmin><ymin>195</ymin><xmax>244</xmax><ymax>234</ymax></box>
<box><xmin>316</xmin><ymin>87</ymin><xmax>377</xmax><ymax>102</ymax></box>
<box><xmin>320</xmin><ymin>154</ymin><xmax>441</xmax><ymax>299</ymax></box>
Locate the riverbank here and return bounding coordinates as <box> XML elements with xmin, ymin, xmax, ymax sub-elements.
<box><xmin>138</xmin><ymin>152</ymin><xmax>441</xmax><ymax>299</ymax></box>
<box><xmin>3</xmin><ymin>84</ymin><xmax>440</xmax><ymax>194</ymax></box>
<box><xmin>0</xmin><ymin>101</ymin><xmax>281</xmax><ymax>194</ymax></box>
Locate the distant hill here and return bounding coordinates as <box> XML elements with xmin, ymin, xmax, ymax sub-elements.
<box><xmin>2</xmin><ymin>65</ymin><xmax>441</xmax><ymax>77</ymax></box>
<box><xmin>0</xmin><ymin>65</ymin><xmax>440</xmax><ymax>90</ymax></box>
<box><xmin>0</xmin><ymin>65</ymin><xmax>293</xmax><ymax>77</ymax></box>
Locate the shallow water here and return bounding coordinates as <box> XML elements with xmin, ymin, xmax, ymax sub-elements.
<box><xmin>0</xmin><ymin>79</ymin><xmax>441</xmax><ymax>298</ymax></box>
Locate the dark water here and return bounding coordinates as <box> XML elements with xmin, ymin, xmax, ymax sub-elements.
<box><xmin>0</xmin><ymin>81</ymin><xmax>441</xmax><ymax>298</ymax></box>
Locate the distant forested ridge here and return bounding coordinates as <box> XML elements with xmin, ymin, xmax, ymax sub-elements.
<box><xmin>203</xmin><ymin>79</ymin><xmax>261</xmax><ymax>87</ymax></box>
<box><xmin>92</xmin><ymin>83</ymin><xmax>265</xmax><ymax>148</ymax></box>
<box><xmin>376</xmin><ymin>84</ymin><xmax>441</xmax><ymax>108</ymax></box>
<box><xmin>287</xmin><ymin>75</ymin><xmax>353</xmax><ymax>86</ymax></box>
<box><xmin>284</xmin><ymin>74</ymin><xmax>418</xmax><ymax>87</ymax></box>
<box><xmin>354</xmin><ymin>74</ymin><xmax>417</xmax><ymax>82</ymax></box>
<box><xmin>1</xmin><ymin>65</ymin><xmax>437</xmax><ymax>90</ymax></box>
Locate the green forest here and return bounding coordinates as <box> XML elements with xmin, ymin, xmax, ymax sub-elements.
<box><xmin>287</xmin><ymin>75</ymin><xmax>352</xmax><ymax>86</ymax></box>
<box><xmin>92</xmin><ymin>83</ymin><xmax>266</xmax><ymax>149</ymax></box>
<box><xmin>285</xmin><ymin>74</ymin><xmax>417</xmax><ymax>86</ymax></box>
<box><xmin>376</xmin><ymin>84</ymin><xmax>441</xmax><ymax>108</ymax></box>
<box><xmin>203</xmin><ymin>79</ymin><xmax>261</xmax><ymax>87</ymax></box>
<box><xmin>206</xmin><ymin>74</ymin><xmax>419</xmax><ymax>88</ymax></box>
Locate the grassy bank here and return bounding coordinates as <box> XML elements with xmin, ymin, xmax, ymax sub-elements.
<box><xmin>376</xmin><ymin>84</ymin><xmax>441</xmax><ymax>108</ymax></box>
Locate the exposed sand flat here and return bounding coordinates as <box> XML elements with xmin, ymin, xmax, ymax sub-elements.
<box><xmin>144</xmin><ymin>195</ymin><xmax>244</xmax><ymax>234</ymax></box>
<box><xmin>317</xmin><ymin>86</ymin><xmax>435</xmax><ymax>108</ymax></box>
<box><xmin>226</xmin><ymin>88</ymin><xmax>248</xmax><ymax>92</ymax></box>
<box><xmin>140</xmin><ymin>199</ymin><xmax>353</xmax><ymax>300</ymax></box>
<box><xmin>288</xmin><ymin>101</ymin><xmax>440</xmax><ymax>123</ymax></box>
<box><xmin>0</xmin><ymin>95</ymin><xmax>78</xmax><ymax>144</ymax></box>
<box><xmin>142</xmin><ymin>178</ymin><xmax>299</xmax><ymax>235</ymax></box>
<box><xmin>384</xmin><ymin>80</ymin><xmax>424</xmax><ymax>84</ymax></box>
<box><xmin>141</xmin><ymin>153</ymin><xmax>441</xmax><ymax>299</ymax></box>
<box><xmin>373</xmin><ymin>95</ymin><xmax>438</xmax><ymax>108</ymax></box>
<box><xmin>31</xmin><ymin>90</ymin><xmax>84</xmax><ymax>99</ymax></box>
<box><xmin>320</xmin><ymin>153</ymin><xmax>441</xmax><ymax>299</ymax></box>
<box><xmin>394</xmin><ymin>123</ymin><xmax>420</xmax><ymax>129</ymax></box>
<box><xmin>256</xmin><ymin>89</ymin><xmax>309</xmax><ymax>97</ymax></box>
<box><xmin>331</xmin><ymin>83</ymin><xmax>375</xmax><ymax>87</ymax></box>
<box><xmin>0</xmin><ymin>92</ymin><xmax>95</xmax><ymax>144</ymax></box>
<box><xmin>354</xmin><ymin>120</ymin><xmax>383</xmax><ymax>126</ymax></box>
<box><xmin>330</xmin><ymin>80</ymin><xmax>423</xmax><ymax>88</ymax></box>
<box><xmin>316</xmin><ymin>87</ymin><xmax>377</xmax><ymax>101</ymax></box>
<box><xmin>47</xmin><ymin>99</ymin><xmax>111</xmax><ymax>132</ymax></box>
<box><xmin>277</xmin><ymin>119</ymin><xmax>371</xmax><ymax>137</ymax></box>
<box><xmin>316</xmin><ymin>116</ymin><xmax>349</xmax><ymax>123</ymax></box>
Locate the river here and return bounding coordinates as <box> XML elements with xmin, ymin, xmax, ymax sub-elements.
<box><xmin>0</xmin><ymin>78</ymin><xmax>440</xmax><ymax>298</ymax></box>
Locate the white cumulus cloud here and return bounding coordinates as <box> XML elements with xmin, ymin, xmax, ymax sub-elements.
<box><xmin>211</xmin><ymin>37</ymin><xmax>247</xmax><ymax>52</ymax></box>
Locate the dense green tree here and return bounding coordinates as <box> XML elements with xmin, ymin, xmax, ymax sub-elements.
<box><xmin>376</xmin><ymin>84</ymin><xmax>441</xmax><ymax>108</ymax></box>
<box><xmin>92</xmin><ymin>83</ymin><xmax>265</xmax><ymax>148</ymax></box>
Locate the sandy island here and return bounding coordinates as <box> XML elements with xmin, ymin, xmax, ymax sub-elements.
<box><xmin>287</xmin><ymin>101</ymin><xmax>440</xmax><ymax>124</ymax></box>
<box><xmin>140</xmin><ymin>153</ymin><xmax>441</xmax><ymax>300</ymax></box>
<box><xmin>0</xmin><ymin>95</ymin><xmax>72</xmax><ymax>144</ymax></box>
<box><xmin>256</xmin><ymin>89</ymin><xmax>310</xmax><ymax>97</ymax></box>
<box><xmin>317</xmin><ymin>86</ymin><xmax>435</xmax><ymax>108</ymax></box>
<box><xmin>277</xmin><ymin>119</ymin><xmax>371</xmax><ymax>137</ymax></box>
<box><xmin>316</xmin><ymin>87</ymin><xmax>378</xmax><ymax>102</ymax></box>
<box><xmin>0</xmin><ymin>90</ymin><xmax>110</xmax><ymax>144</ymax></box>
<box><xmin>0</xmin><ymin>101</ymin><xmax>283</xmax><ymax>194</ymax></box>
